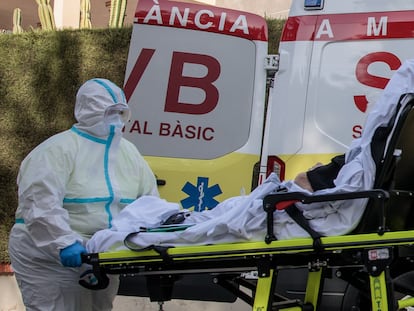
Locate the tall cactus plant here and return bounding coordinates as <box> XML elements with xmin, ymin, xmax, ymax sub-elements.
<box><xmin>109</xmin><ymin>0</ymin><xmax>127</xmax><ymax>28</ymax></box>
<box><xmin>13</xmin><ymin>8</ymin><xmax>24</xmax><ymax>34</ymax></box>
<box><xmin>80</xmin><ymin>0</ymin><xmax>92</xmax><ymax>29</ymax></box>
<box><xmin>35</xmin><ymin>0</ymin><xmax>56</xmax><ymax>31</ymax></box>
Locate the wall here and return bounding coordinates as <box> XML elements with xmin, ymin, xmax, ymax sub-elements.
<box><xmin>216</xmin><ymin>0</ymin><xmax>291</xmax><ymax>18</ymax></box>
<box><xmin>54</xmin><ymin>0</ymin><xmax>81</xmax><ymax>28</ymax></box>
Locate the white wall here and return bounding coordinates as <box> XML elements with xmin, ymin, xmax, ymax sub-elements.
<box><xmin>54</xmin><ymin>0</ymin><xmax>81</xmax><ymax>29</ymax></box>
<box><xmin>196</xmin><ymin>0</ymin><xmax>291</xmax><ymax>18</ymax></box>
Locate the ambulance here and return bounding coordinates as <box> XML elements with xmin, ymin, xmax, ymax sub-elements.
<box><xmin>123</xmin><ymin>0</ymin><xmax>414</xmax><ymax>212</ymax></box>
<box><xmin>120</xmin><ymin>0</ymin><xmax>414</xmax><ymax>308</ymax></box>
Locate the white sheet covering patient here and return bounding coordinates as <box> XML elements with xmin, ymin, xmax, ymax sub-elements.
<box><xmin>87</xmin><ymin>58</ymin><xmax>414</xmax><ymax>253</ymax></box>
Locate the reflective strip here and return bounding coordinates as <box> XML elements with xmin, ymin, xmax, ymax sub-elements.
<box><xmin>120</xmin><ymin>198</ymin><xmax>135</xmax><ymax>204</ymax></box>
<box><xmin>15</xmin><ymin>218</ymin><xmax>24</xmax><ymax>224</ymax></box>
<box><xmin>104</xmin><ymin>125</ymin><xmax>116</xmax><ymax>227</ymax></box>
<box><xmin>63</xmin><ymin>197</ymin><xmax>110</xmax><ymax>203</ymax></box>
<box><xmin>92</xmin><ymin>79</ymin><xmax>123</xmax><ymax>104</ymax></box>
<box><xmin>63</xmin><ymin>197</ymin><xmax>134</xmax><ymax>204</ymax></box>
<box><xmin>71</xmin><ymin>126</ymin><xmax>107</xmax><ymax>144</ymax></box>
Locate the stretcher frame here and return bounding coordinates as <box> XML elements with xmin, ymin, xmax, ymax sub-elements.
<box><xmin>82</xmin><ymin>93</ymin><xmax>414</xmax><ymax>310</ymax></box>
<box><xmin>82</xmin><ymin>226</ymin><xmax>414</xmax><ymax>310</ymax></box>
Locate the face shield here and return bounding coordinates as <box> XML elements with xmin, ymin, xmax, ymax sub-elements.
<box><xmin>104</xmin><ymin>103</ymin><xmax>131</xmax><ymax>129</ymax></box>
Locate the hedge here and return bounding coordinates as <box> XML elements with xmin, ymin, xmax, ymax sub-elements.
<box><xmin>0</xmin><ymin>19</ymin><xmax>285</xmax><ymax>262</ymax></box>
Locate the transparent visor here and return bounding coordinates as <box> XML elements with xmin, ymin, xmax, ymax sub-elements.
<box><xmin>104</xmin><ymin>103</ymin><xmax>131</xmax><ymax>126</ymax></box>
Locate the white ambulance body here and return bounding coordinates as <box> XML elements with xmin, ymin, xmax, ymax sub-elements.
<box><xmin>123</xmin><ymin>0</ymin><xmax>414</xmax><ymax>210</ymax></box>
<box><xmin>264</xmin><ymin>0</ymin><xmax>414</xmax><ymax>182</ymax></box>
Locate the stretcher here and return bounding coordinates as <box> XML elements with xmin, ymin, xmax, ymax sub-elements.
<box><xmin>81</xmin><ymin>93</ymin><xmax>414</xmax><ymax>310</ymax></box>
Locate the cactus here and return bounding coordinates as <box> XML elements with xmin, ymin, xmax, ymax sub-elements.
<box><xmin>13</xmin><ymin>8</ymin><xmax>24</xmax><ymax>34</ymax></box>
<box><xmin>80</xmin><ymin>0</ymin><xmax>92</xmax><ymax>29</ymax></box>
<box><xmin>35</xmin><ymin>0</ymin><xmax>56</xmax><ymax>31</ymax></box>
<box><xmin>109</xmin><ymin>0</ymin><xmax>127</xmax><ymax>28</ymax></box>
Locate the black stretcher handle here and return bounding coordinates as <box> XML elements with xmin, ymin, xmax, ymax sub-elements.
<box><xmin>79</xmin><ymin>253</ymin><xmax>110</xmax><ymax>290</ymax></box>
<box><xmin>263</xmin><ymin>189</ymin><xmax>389</xmax><ymax>244</ymax></box>
<box><xmin>263</xmin><ymin>189</ymin><xmax>389</xmax><ymax>208</ymax></box>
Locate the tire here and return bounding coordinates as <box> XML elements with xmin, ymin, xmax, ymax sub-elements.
<box><xmin>341</xmin><ymin>270</ymin><xmax>414</xmax><ymax>311</ymax></box>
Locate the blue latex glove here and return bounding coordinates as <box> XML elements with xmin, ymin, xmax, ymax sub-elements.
<box><xmin>59</xmin><ymin>242</ymin><xmax>87</xmax><ymax>267</ymax></box>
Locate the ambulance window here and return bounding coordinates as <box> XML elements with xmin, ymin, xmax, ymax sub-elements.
<box><xmin>304</xmin><ymin>0</ymin><xmax>324</xmax><ymax>10</ymax></box>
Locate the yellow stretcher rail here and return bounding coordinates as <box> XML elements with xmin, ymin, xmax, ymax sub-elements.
<box><xmin>89</xmin><ymin>229</ymin><xmax>414</xmax><ymax>265</ymax></box>
<box><xmin>82</xmin><ymin>229</ymin><xmax>414</xmax><ymax>311</ymax></box>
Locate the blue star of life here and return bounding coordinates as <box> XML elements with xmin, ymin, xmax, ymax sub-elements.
<box><xmin>181</xmin><ymin>177</ymin><xmax>222</xmax><ymax>211</ymax></box>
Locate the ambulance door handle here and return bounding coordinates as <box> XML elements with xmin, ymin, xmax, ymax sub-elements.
<box><xmin>156</xmin><ymin>178</ymin><xmax>166</xmax><ymax>186</ymax></box>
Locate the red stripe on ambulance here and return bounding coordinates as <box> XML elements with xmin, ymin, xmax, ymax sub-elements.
<box><xmin>282</xmin><ymin>11</ymin><xmax>414</xmax><ymax>42</ymax></box>
<box><xmin>134</xmin><ymin>0</ymin><xmax>268</xmax><ymax>41</ymax></box>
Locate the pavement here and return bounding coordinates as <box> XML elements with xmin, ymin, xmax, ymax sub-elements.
<box><xmin>0</xmin><ymin>274</ymin><xmax>250</xmax><ymax>311</ymax></box>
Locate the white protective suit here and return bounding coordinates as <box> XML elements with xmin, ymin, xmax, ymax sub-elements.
<box><xmin>87</xmin><ymin>59</ymin><xmax>414</xmax><ymax>253</ymax></box>
<box><xmin>8</xmin><ymin>78</ymin><xmax>158</xmax><ymax>311</ymax></box>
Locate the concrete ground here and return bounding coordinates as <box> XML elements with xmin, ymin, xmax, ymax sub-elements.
<box><xmin>0</xmin><ymin>275</ymin><xmax>250</xmax><ymax>311</ymax></box>
<box><xmin>113</xmin><ymin>296</ymin><xmax>250</xmax><ymax>311</ymax></box>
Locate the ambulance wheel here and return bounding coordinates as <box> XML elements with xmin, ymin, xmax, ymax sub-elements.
<box><xmin>392</xmin><ymin>270</ymin><xmax>414</xmax><ymax>311</ymax></box>
<box><xmin>340</xmin><ymin>283</ymin><xmax>370</xmax><ymax>311</ymax></box>
<box><xmin>341</xmin><ymin>270</ymin><xmax>414</xmax><ymax>311</ymax></box>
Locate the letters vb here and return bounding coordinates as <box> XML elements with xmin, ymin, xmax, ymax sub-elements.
<box><xmin>124</xmin><ymin>49</ymin><xmax>221</xmax><ymax>115</ymax></box>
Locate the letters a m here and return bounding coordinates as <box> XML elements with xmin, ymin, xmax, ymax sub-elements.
<box><xmin>367</xmin><ymin>16</ymin><xmax>388</xmax><ymax>36</ymax></box>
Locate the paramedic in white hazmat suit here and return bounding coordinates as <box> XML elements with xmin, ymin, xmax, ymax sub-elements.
<box><xmin>8</xmin><ymin>78</ymin><xmax>158</xmax><ymax>311</ymax></box>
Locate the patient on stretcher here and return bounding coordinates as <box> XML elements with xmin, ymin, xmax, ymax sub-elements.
<box><xmin>87</xmin><ymin>58</ymin><xmax>414</xmax><ymax>254</ymax></box>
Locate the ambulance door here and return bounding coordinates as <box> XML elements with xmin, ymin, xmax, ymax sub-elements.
<box><xmin>123</xmin><ymin>0</ymin><xmax>268</xmax><ymax>209</ymax></box>
<box><xmin>305</xmin><ymin>1</ymin><xmax>414</xmax><ymax>171</ymax></box>
<box><xmin>264</xmin><ymin>0</ymin><xmax>414</xmax><ymax>181</ymax></box>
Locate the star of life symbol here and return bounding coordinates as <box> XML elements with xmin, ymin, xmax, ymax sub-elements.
<box><xmin>181</xmin><ymin>177</ymin><xmax>222</xmax><ymax>211</ymax></box>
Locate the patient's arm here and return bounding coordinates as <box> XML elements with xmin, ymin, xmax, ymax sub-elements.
<box><xmin>294</xmin><ymin>154</ymin><xmax>346</xmax><ymax>192</ymax></box>
<box><xmin>294</xmin><ymin>172</ymin><xmax>315</xmax><ymax>192</ymax></box>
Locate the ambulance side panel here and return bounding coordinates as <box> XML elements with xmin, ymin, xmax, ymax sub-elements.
<box><xmin>264</xmin><ymin>0</ymin><xmax>414</xmax><ymax>180</ymax></box>
<box><xmin>123</xmin><ymin>0</ymin><xmax>268</xmax><ymax>209</ymax></box>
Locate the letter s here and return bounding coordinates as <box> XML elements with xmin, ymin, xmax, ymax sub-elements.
<box><xmin>354</xmin><ymin>52</ymin><xmax>401</xmax><ymax>112</ymax></box>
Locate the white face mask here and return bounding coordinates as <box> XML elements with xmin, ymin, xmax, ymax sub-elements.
<box><xmin>104</xmin><ymin>104</ymin><xmax>131</xmax><ymax>129</ymax></box>
<box><xmin>105</xmin><ymin>113</ymin><xmax>124</xmax><ymax>128</ymax></box>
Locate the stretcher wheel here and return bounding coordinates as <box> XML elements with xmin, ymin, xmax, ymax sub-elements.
<box><xmin>341</xmin><ymin>268</ymin><xmax>414</xmax><ymax>310</ymax></box>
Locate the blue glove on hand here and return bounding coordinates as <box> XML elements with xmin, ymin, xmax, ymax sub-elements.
<box><xmin>60</xmin><ymin>242</ymin><xmax>87</xmax><ymax>267</ymax></box>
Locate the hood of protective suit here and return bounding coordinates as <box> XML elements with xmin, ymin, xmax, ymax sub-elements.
<box><xmin>74</xmin><ymin>78</ymin><xmax>128</xmax><ymax>137</ymax></box>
